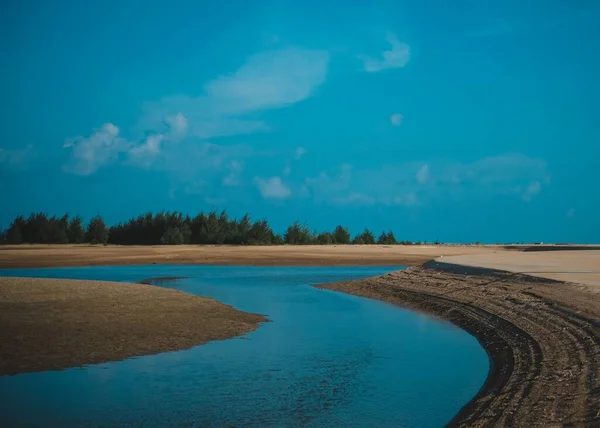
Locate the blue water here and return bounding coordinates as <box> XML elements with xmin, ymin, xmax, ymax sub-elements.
<box><xmin>0</xmin><ymin>265</ymin><xmax>488</xmax><ymax>427</ymax></box>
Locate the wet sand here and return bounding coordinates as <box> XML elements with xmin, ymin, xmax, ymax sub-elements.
<box><xmin>0</xmin><ymin>244</ymin><xmax>505</xmax><ymax>268</ymax></box>
<box><xmin>0</xmin><ymin>277</ymin><xmax>266</xmax><ymax>376</ymax></box>
<box><xmin>319</xmin><ymin>259</ymin><xmax>600</xmax><ymax>427</ymax></box>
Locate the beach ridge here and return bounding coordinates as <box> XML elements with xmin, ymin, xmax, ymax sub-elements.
<box><xmin>317</xmin><ymin>261</ymin><xmax>600</xmax><ymax>427</ymax></box>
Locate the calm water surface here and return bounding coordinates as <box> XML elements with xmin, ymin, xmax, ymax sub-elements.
<box><xmin>0</xmin><ymin>265</ymin><xmax>488</xmax><ymax>427</ymax></box>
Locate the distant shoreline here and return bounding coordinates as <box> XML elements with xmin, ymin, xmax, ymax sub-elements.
<box><xmin>318</xmin><ymin>261</ymin><xmax>600</xmax><ymax>427</ymax></box>
<box><xmin>0</xmin><ymin>243</ymin><xmax>514</xmax><ymax>269</ymax></box>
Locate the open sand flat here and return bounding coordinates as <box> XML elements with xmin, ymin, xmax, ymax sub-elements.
<box><xmin>0</xmin><ymin>244</ymin><xmax>507</xmax><ymax>268</ymax></box>
<box><xmin>0</xmin><ymin>277</ymin><xmax>266</xmax><ymax>376</ymax></box>
<box><xmin>439</xmin><ymin>250</ymin><xmax>600</xmax><ymax>290</ymax></box>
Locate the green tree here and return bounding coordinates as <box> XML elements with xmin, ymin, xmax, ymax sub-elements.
<box><xmin>333</xmin><ymin>225</ymin><xmax>350</xmax><ymax>244</ymax></box>
<box><xmin>85</xmin><ymin>216</ymin><xmax>109</xmax><ymax>244</ymax></box>
<box><xmin>377</xmin><ymin>230</ymin><xmax>397</xmax><ymax>245</ymax></box>
<box><xmin>353</xmin><ymin>228</ymin><xmax>375</xmax><ymax>245</ymax></box>
<box><xmin>5</xmin><ymin>216</ymin><xmax>25</xmax><ymax>244</ymax></box>
<box><xmin>284</xmin><ymin>221</ymin><xmax>312</xmax><ymax>244</ymax></box>
<box><xmin>161</xmin><ymin>227</ymin><xmax>184</xmax><ymax>245</ymax></box>
<box><xmin>248</xmin><ymin>219</ymin><xmax>276</xmax><ymax>245</ymax></box>
<box><xmin>180</xmin><ymin>223</ymin><xmax>192</xmax><ymax>244</ymax></box>
<box><xmin>68</xmin><ymin>216</ymin><xmax>85</xmax><ymax>243</ymax></box>
<box><xmin>316</xmin><ymin>232</ymin><xmax>334</xmax><ymax>245</ymax></box>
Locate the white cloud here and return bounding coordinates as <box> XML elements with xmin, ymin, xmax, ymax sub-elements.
<box><xmin>255</xmin><ymin>176</ymin><xmax>292</xmax><ymax>199</ymax></box>
<box><xmin>295</xmin><ymin>147</ymin><xmax>307</xmax><ymax>159</ymax></box>
<box><xmin>64</xmin><ymin>47</ymin><xmax>329</xmax><ymax>176</ymax></box>
<box><xmin>0</xmin><ymin>145</ymin><xmax>35</xmax><ymax>166</ymax></box>
<box><xmin>63</xmin><ymin>123</ymin><xmax>129</xmax><ymax>175</ymax></box>
<box><xmin>390</xmin><ymin>113</ymin><xmax>403</xmax><ymax>126</ymax></box>
<box><xmin>222</xmin><ymin>160</ymin><xmax>244</xmax><ymax>186</ymax></box>
<box><xmin>140</xmin><ymin>47</ymin><xmax>330</xmax><ymax>141</ymax></box>
<box><xmin>361</xmin><ymin>33</ymin><xmax>410</xmax><ymax>72</ymax></box>
<box><xmin>416</xmin><ymin>164</ymin><xmax>429</xmax><ymax>184</ymax></box>
<box><xmin>522</xmin><ymin>181</ymin><xmax>541</xmax><ymax>202</ymax></box>
<box><xmin>164</xmin><ymin>112</ymin><xmax>189</xmax><ymax>136</ymax></box>
<box><xmin>129</xmin><ymin>134</ymin><xmax>165</xmax><ymax>160</ymax></box>
<box><xmin>567</xmin><ymin>208</ymin><xmax>575</xmax><ymax>219</ymax></box>
<box><xmin>205</xmin><ymin>48</ymin><xmax>329</xmax><ymax>114</ymax></box>
<box><xmin>304</xmin><ymin>153</ymin><xmax>550</xmax><ymax>206</ymax></box>
<box><xmin>63</xmin><ymin>112</ymin><xmax>192</xmax><ymax>175</ymax></box>
<box><xmin>283</xmin><ymin>165</ymin><xmax>292</xmax><ymax>175</ymax></box>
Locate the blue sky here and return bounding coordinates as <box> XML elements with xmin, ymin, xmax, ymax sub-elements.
<box><xmin>1</xmin><ymin>0</ymin><xmax>599</xmax><ymax>243</ymax></box>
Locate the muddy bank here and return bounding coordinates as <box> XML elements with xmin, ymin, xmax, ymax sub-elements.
<box><xmin>318</xmin><ymin>261</ymin><xmax>600</xmax><ymax>427</ymax></box>
<box><xmin>0</xmin><ymin>277</ymin><xmax>266</xmax><ymax>376</ymax></box>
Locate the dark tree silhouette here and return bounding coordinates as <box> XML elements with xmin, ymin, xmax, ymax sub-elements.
<box><xmin>1</xmin><ymin>210</ymin><xmax>407</xmax><ymax>246</ymax></box>
<box><xmin>378</xmin><ymin>230</ymin><xmax>397</xmax><ymax>245</ymax></box>
<box><xmin>85</xmin><ymin>216</ymin><xmax>109</xmax><ymax>244</ymax></box>
<box><xmin>333</xmin><ymin>225</ymin><xmax>351</xmax><ymax>244</ymax></box>
<box><xmin>284</xmin><ymin>222</ymin><xmax>313</xmax><ymax>245</ymax></box>
<box><xmin>353</xmin><ymin>228</ymin><xmax>376</xmax><ymax>245</ymax></box>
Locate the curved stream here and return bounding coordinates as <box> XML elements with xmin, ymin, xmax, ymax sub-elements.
<box><xmin>0</xmin><ymin>265</ymin><xmax>488</xmax><ymax>427</ymax></box>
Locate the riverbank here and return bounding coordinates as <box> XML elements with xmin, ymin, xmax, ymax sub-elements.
<box><xmin>318</xmin><ymin>261</ymin><xmax>600</xmax><ymax>427</ymax></box>
<box><xmin>0</xmin><ymin>277</ymin><xmax>266</xmax><ymax>376</ymax></box>
<box><xmin>0</xmin><ymin>244</ymin><xmax>506</xmax><ymax>268</ymax></box>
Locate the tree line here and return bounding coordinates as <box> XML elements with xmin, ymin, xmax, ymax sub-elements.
<box><xmin>0</xmin><ymin>211</ymin><xmax>419</xmax><ymax>246</ymax></box>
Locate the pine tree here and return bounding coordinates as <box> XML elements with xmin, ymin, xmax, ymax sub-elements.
<box><xmin>333</xmin><ymin>225</ymin><xmax>350</xmax><ymax>244</ymax></box>
<box><xmin>85</xmin><ymin>216</ymin><xmax>109</xmax><ymax>244</ymax></box>
<box><xmin>68</xmin><ymin>216</ymin><xmax>85</xmax><ymax>243</ymax></box>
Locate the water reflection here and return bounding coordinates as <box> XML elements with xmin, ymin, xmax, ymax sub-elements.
<box><xmin>0</xmin><ymin>265</ymin><xmax>489</xmax><ymax>427</ymax></box>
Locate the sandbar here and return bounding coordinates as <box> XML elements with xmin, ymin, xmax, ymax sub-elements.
<box><xmin>318</xmin><ymin>254</ymin><xmax>600</xmax><ymax>427</ymax></box>
<box><xmin>0</xmin><ymin>276</ymin><xmax>266</xmax><ymax>376</ymax></box>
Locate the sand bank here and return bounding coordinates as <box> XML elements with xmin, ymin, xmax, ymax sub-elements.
<box><xmin>0</xmin><ymin>244</ymin><xmax>506</xmax><ymax>268</ymax></box>
<box><xmin>318</xmin><ymin>261</ymin><xmax>600</xmax><ymax>427</ymax></box>
<box><xmin>0</xmin><ymin>277</ymin><xmax>266</xmax><ymax>376</ymax></box>
<box><xmin>438</xmin><ymin>250</ymin><xmax>600</xmax><ymax>290</ymax></box>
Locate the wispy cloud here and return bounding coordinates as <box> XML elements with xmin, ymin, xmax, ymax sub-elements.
<box><xmin>164</xmin><ymin>112</ymin><xmax>189</xmax><ymax>136</ymax></box>
<box><xmin>0</xmin><ymin>145</ymin><xmax>35</xmax><ymax>167</ymax></box>
<box><xmin>222</xmin><ymin>161</ymin><xmax>244</xmax><ymax>187</ymax></box>
<box><xmin>63</xmin><ymin>123</ymin><xmax>128</xmax><ymax>175</ymax></box>
<box><xmin>255</xmin><ymin>176</ymin><xmax>292</xmax><ymax>199</ymax></box>
<box><xmin>63</xmin><ymin>46</ymin><xmax>330</xmax><ymax>176</ymax></box>
<box><xmin>390</xmin><ymin>113</ymin><xmax>403</xmax><ymax>126</ymax></box>
<box><xmin>294</xmin><ymin>146</ymin><xmax>307</xmax><ymax>159</ymax></box>
<box><xmin>304</xmin><ymin>153</ymin><xmax>550</xmax><ymax>206</ymax></box>
<box><xmin>416</xmin><ymin>164</ymin><xmax>429</xmax><ymax>185</ymax></box>
<box><xmin>63</xmin><ymin>113</ymin><xmax>189</xmax><ymax>175</ymax></box>
<box><xmin>140</xmin><ymin>47</ymin><xmax>330</xmax><ymax>141</ymax></box>
<box><xmin>522</xmin><ymin>181</ymin><xmax>541</xmax><ymax>202</ymax></box>
<box><xmin>360</xmin><ymin>33</ymin><xmax>410</xmax><ymax>72</ymax></box>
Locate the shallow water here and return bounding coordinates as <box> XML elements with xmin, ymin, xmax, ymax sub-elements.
<box><xmin>0</xmin><ymin>265</ymin><xmax>488</xmax><ymax>427</ymax></box>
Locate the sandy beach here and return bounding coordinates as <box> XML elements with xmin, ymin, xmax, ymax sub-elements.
<box><xmin>0</xmin><ymin>244</ymin><xmax>507</xmax><ymax>268</ymax></box>
<box><xmin>0</xmin><ymin>277</ymin><xmax>266</xmax><ymax>376</ymax></box>
<box><xmin>1</xmin><ymin>245</ymin><xmax>599</xmax><ymax>426</ymax></box>
<box><xmin>319</xmin><ymin>251</ymin><xmax>600</xmax><ymax>427</ymax></box>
